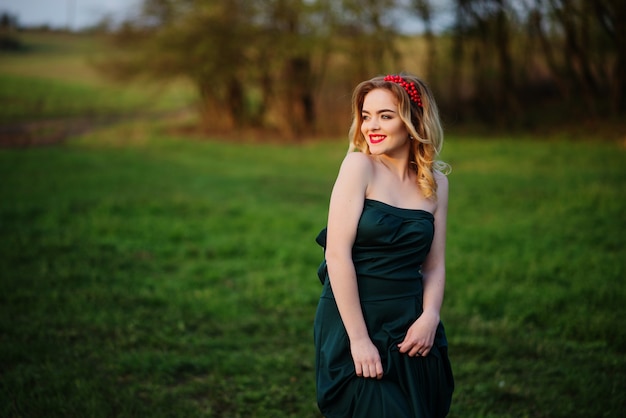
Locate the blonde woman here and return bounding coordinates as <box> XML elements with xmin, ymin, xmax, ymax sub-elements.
<box><xmin>314</xmin><ymin>74</ymin><xmax>454</xmax><ymax>417</ymax></box>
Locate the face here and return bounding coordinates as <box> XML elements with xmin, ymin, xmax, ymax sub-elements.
<box><xmin>360</xmin><ymin>88</ymin><xmax>409</xmax><ymax>156</ymax></box>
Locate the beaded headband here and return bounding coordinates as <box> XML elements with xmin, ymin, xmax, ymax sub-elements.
<box><xmin>383</xmin><ymin>75</ymin><xmax>423</xmax><ymax>108</ymax></box>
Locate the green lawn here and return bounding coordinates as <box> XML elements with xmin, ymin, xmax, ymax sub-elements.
<box><xmin>1</xmin><ymin>128</ymin><xmax>624</xmax><ymax>417</ymax></box>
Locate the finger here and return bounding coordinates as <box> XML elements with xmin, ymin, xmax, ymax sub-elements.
<box><xmin>362</xmin><ymin>364</ymin><xmax>371</xmax><ymax>378</ymax></box>
<box><xmin>375</xmin><ymin>361</ymin><xmax>384</xmax><ymax>379</ymax></box>
<box><xmin>355</xmin><ymin>363</ymin><xmax>363</xmax><ymax>377</ymax></box>
<box><xmin>409</xmin><ymin>346</ymin><xmax>423</xmax><ymax>357</ymax></box>
<box><xmin>368</xmin><ymin>363</ymin><xmax>379</xmax><ymax>379</ymax></box>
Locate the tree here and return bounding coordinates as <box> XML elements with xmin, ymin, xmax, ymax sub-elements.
<box><xmin>522</xmin><ymin>0</ymin><xmax>624</xmax><ymax>117</ymax></box>
<box><xmin>448</xmin><ymin>0</ymin><xmax>521</xmax><ymax>124</ymax></box>
<box><xmin>590</xmin><ymin>0</ymin><xmax>626</xmax><ymax>114</ymax></box>
<box><xmin>412</xmin><ymin>0</ymin><xmax>437</xmax><ymax>83</ymax></box>
<box><xmin>95</xmin><ymin>0</ymin><xmax>624</xmax><ymax>138</ymax></box>
<box><xmin>0</xmin><ymin>12</ymin><xmax>22</xmax><ymax>51</ymax></box>
<box><xmin>97</xmin><ymin>0</ymin><xmax>411</xmax><ymax>138</ymax></box>
<box><xmin>98</xmin><ymin>0</ymin><xmax>340</xmax><ymax>137</ymax></box>
<box><xmin>102</xmin><ymin>0</ymin><xmax>257</xmax><ymax>131</ymax></box>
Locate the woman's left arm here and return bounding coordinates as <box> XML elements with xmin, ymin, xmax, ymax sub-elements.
<box><xmin>397</xmin><ymin>173</ymin><xmax>449</xmax><ymax>357</ymax></box>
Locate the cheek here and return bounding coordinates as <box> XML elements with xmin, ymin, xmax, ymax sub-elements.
<box><xmin>394</xmin><ymin>123</ymin><xmax>408</xmax><ymax>137</ymax></box>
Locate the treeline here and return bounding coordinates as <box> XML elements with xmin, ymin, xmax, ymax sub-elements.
<box><xmin>98</xmin><ymin>0</ymin><xmax>625</xmax><ymax>138</ymax></box>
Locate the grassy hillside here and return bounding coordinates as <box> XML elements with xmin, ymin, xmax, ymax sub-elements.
<box><xmin>0</xmin><ymin>31</ymin><xmax>194</xmax><ymax>124</ymax></box>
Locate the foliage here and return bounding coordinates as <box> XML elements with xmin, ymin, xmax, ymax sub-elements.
<box><xmin>0</xmin><ymin>12</ymin><xmax>22</xmax><ymax>51</ymax></box>
<box><xmin>95</xmin><ymin>0</ymin><xmax>407</xmax><ymax>138</ymax></box>
<box><xmin>91</xmin><ymin>0</ymin><xmax>626</xmax><ymax>138</ymax></box>
<box><xmin>442</xmin><ymin>0</ymin><xmax>626</xmax><ymax>123</ymax></box>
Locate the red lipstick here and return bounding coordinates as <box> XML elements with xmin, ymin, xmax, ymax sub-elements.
<box><xmin>369</xmin><ymin>135</ymin><xmax>386</xmax><ymax>144</ymax></box>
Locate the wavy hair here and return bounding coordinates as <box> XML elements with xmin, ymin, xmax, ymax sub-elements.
<box><xmin>348</xmin><ymin>74</ymin><xmax>450</xmax><ymax>199</ymax></box>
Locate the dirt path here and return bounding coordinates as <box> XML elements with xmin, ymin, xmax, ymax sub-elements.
<box><xmin>0</xmin><ymin>116</ymin><xmax>130</xmax><ymax>148</ymax></box>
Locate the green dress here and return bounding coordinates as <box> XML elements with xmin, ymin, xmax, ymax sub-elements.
<box><xmin>314</xmin><ymin>199</ymin><xmax>454</xmax><ymax>418</ymax></box>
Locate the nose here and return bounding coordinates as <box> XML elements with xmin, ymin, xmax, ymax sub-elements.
<box><xmin>364</xmin><ymin>116</ymin><xmax>380</xmax><ymax>131</ymax></box>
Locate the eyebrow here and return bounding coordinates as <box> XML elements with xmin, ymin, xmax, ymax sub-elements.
<box><xmin>362</xmin><ymin>109</ymin><xmax>397</xmax><ymax>114</ymax></box>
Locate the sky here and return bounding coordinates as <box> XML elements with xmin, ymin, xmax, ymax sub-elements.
<box><xmin>0</xmin><ymin>0</ymin><xmax>454</xmax><ymax>34</ymax></box>
<box><xmin>1</xmin><ymin>0</ymin><xmax>141</xmax><ymax>30</ymax></box>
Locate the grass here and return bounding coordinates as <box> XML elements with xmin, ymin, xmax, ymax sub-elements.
<box><xmin>442</xmin><ymin>139</ymin><xmax>625</xmax><ymax>417</ymax></box>
<box><xmin>1</xmin><ymin>30</ymin><xmax>625</xmax><ymax>418</ymax></box>
<box><xmin>1</xmin><ymin>129</ymin><xmax>624</xmax><ymax>417</ymax></box>
<box><xmin>0</xmin><ymin>32</ymin><xmax>195</xmax><ymax>124</ymax></box>
<box><xmin>0</xmin><ymin>132</ymin><xmax>334</xmax><ymax>417</ymax></box>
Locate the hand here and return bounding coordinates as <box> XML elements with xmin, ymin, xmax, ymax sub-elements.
<box><xmin>397</xmin><ymin>310</ymin><xmax>440</xmax><ymax>357</ymax></box>
<box><xmin>350</xmin><ymin>337</ymin><xmax>384</xmax><ymax>379</ymax></box>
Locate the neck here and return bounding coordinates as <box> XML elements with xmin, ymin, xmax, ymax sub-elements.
<box><xmin>377</xmin><ymin>149</ymin><xmax>412</xmax><ymax>181</ymax></box>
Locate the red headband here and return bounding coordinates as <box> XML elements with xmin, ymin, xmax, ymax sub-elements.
<box><xmin>383</xmin><ymin>75</ymin><xmax>423</xmax><ymax>108</ymax></box>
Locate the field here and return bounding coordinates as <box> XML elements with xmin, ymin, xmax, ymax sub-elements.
<box><xmin>1</xmin><ymin>32</ymin><xmax>625</xmax><ymax>417</ymax></box>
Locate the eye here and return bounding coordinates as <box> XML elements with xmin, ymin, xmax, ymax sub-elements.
<box><xmin>362</xmin><ymin>114</ymin><xmax>370</xmax><ymax>120</ymax></box>
<box><xmin>381</xmin><ymin>114</ymin><xmax>392</xmax><ymax>120</ymax></box>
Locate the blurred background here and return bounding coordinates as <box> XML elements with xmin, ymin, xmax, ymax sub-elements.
<box><xmin>2</xmin><ymin>0</ymin><xmax>625</xmax><ymax>141</ymax></box>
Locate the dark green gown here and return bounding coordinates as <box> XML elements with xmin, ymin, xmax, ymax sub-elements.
<box><xmin>314</xmin><ymin>199</ymin><xmax>454</xmax><ymax>418</ymax></box>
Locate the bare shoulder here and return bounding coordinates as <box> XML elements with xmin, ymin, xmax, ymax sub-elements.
<box><xmin>342</xmin><ymin>151</ymin><xmax>373</xmax><ymax>169</ymax></box>
<box><xmin>338</xmin><ymin>152</ymin><xmax>374</xmax><ymax>179</ymax></box>
<box><xmin>332</xmin><ymin>152</ymin><xmax>373</xmax><ymax>199</ymax></box>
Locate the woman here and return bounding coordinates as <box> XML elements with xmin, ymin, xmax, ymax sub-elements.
<box><xmin>314</xmin><ymin>74</ymin><xmax>454</xmax><ymax>417</ymax></box>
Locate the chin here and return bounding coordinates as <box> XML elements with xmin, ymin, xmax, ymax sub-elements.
<box><xmin>367</xmin><ymin>145</ymin><xmax>385</xmax><ymax>155</ymax></box>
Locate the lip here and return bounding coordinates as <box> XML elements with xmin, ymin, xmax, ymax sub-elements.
<box><xmin>369</xmin><ymin>134</ymin><xmax>386</xmax><ymax>144</ymax></box>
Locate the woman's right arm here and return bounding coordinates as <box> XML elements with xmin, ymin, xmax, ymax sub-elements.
<box><xmin>325</xmin><ymin>152</ymin><xmax>383</xmax><ymax>380</ymax></box>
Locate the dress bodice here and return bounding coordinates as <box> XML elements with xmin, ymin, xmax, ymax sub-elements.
<box><xmin>316</xmin><ymin>199</ymin><xmax>435</xmax><ymax>301</ymax></box>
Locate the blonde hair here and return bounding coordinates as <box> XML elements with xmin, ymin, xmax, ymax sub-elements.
<box><xmin>348</xmin><ymin>74</ymin><xmax>449</xmax><ymax>199</ymax></box>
